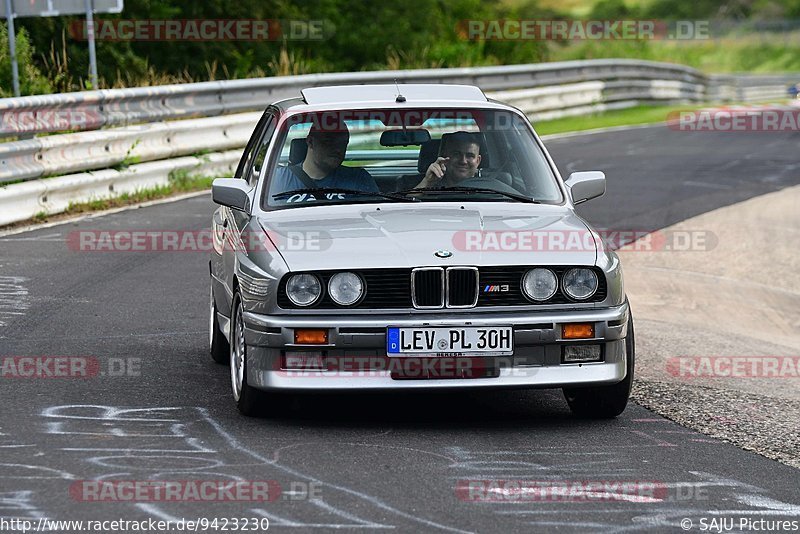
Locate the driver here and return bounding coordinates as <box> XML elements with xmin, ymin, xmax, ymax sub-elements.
<box><xmin>272</xmin><ymin>119</ymin><xmax>379</xmax><ymax>201</ymax></box>
<box><xmin>415</xmin><ymin>131</ymin><xmax>481</xmax><ymax>189</ymax></box>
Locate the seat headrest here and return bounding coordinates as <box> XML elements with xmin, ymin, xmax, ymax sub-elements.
<box><xmin>417</xmin><ymin>139</ymin><xmax>441</xmax><ymax>174</ymax></box>
<box><xmin>289</xmin><ymin>138</ymin><xmax>308</xmax><ymax>164</ymax></box>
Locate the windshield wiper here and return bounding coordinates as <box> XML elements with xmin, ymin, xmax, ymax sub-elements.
<box><xmin>273</xmin><ymin>187</ymin><xmax>419</xmax><ymax>202</ymax></box>
<box><xmin>395</xmin><ymin>186</ymin><xmax>539</xmax><ymax>204</ymax></box>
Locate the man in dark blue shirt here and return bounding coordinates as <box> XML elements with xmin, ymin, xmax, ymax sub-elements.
<box><xmin>270</xmin><ymin>121</ymin><xmax>379</xmax><ymax>203</ymax></box>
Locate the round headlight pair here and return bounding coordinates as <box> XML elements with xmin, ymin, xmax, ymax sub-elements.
<box><xmin>521</xmin><ymin>268</ymin><xmax>598</xmax><ymax>301</ymax></box>
<box><xmin>285</xmin><ymin>272</ymin><xmax>364</xmax><ymax>307</ymax></box>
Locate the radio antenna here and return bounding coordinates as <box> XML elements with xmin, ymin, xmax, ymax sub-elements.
<box><xmin>394</xmin><ymin>79</ymin><xmax>406</xmax><ymax>103</ymax></box>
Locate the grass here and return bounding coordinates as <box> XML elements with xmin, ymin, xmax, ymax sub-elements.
<box><xmin>547</xmin><ymin>33</ymin><xmax>800</xmax><ymax>73</ymax></box>
<box><xmin>0</xmin><ymin>169</ymin><xmax>216</xmax><ymax>229</ymax></box>
<box><xmin>110</xmin><ymin>140</ymin><xmax>143</xmax><ymax>171</ymax></box>
<box><xmin>54</xmin><ymin>172</ymin><xmax>215</xmax><ymax>218</ymax></box>
<box><xmin>532</xmin><ymin>102</ymin><xmax>725</xmax><ymax>136</ymax></box>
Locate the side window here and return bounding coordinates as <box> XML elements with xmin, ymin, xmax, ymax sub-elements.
<box><xmin>234</xmin><ymin>111</ymin><xmax>272</xmax><ymax>180</ymax></box>
<box><xmin>247</xmin><ymin>116</ymin><xmax>277</xmax><ymax>187</ymax></box>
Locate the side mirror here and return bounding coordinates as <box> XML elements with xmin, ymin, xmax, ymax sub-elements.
<box><xmin>212</xmin><ymin>178</ymin><xmax>253</xmax><ymax>212</ymax></box>
<box><xmin>565</xmin><ymin>171</ymin><xmax>606</xmax><ymax>205</ymax></box>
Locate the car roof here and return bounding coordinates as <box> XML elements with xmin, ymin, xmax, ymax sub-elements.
<box><xmin>302</xmin><ymin>84</ymin><xmax>487</xmax><ymax>105</ymax></box>
<box><xmin>271</xmin><ymin>84</ymin><xmax>515</xmax><ymax>114</ymax></box>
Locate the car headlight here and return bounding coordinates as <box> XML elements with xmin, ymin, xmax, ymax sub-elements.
<box><xmin>522</xmin><ymin>268</ymin><xmax>558</xmax><ymax>301</ymax></box>
<box><xmin>562</xmin><ymin>268</ymin><xmax>598</xmax><ymax>300</ymax></box>
<box><xmin>328</xmin><ymin>272</ymin><xmax>364</xmax><ymax>306</ymax></box>
<box><xmin>286</xmin><ymin>274</ymin><xmax>322</xmax><ymax>306</ymax></box>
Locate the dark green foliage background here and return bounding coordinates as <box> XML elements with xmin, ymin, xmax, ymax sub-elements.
<box><xmin>2</xmin><ymin>0</ymin><xmax>800</xmax><ymax>95</ymax></box>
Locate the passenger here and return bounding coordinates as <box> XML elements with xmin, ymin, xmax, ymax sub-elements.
<box><xmin>415</xmin><ymin>131</ymin><xmax>482</xmax><ymax>188</ymax></box>
<box><xmin>271</xmin><ymin>120</ymin><xmax>379</xmax><ymax>201</ymax></box>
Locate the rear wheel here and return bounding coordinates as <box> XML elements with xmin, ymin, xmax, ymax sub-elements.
<box><xmin>209</xmin><ymin>285</ymin><xmax>229</xmax><ymax>364</ymax></box>
<box><xmin>563</xmin><ymin>314</ymin><xmax>635</xmax><ymax>419</ymax></box>
<box><xmin>230</xmin><ymin>292</ymin><xmax>272</xmax><ymax>417</ymax></box>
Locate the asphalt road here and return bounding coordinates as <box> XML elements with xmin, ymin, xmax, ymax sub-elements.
<box><xmin>1</xmin><ymin>125</ymin><xmax>799</xmax><ymax>533</ymax></box>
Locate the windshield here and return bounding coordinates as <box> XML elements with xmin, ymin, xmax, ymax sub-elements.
<box><xmin>263</xmin><ymin>108</ymin><xmax>563</xmax><ymax>208</ymax></box>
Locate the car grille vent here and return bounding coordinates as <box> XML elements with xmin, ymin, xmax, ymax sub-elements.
<box><xmin>447</xmin><ymin>267</ymin><xmax>478</xmax><ymax>308</ymax></box>
<box><xmin>412</xmin><ymin>268</ymin><xmax>444</xmax><ymax>308</ymax></box>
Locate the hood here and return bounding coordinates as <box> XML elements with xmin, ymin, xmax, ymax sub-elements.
<box><xmin>259</xmin><ymin>203</ymin><xmax>598</xmax><ymax>271</ymax></box>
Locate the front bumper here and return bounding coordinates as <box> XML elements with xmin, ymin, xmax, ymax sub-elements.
<box><xmin>236</xmin><ymin>302</ymin><xmax>630</xmax><ymax>391</ymax></box>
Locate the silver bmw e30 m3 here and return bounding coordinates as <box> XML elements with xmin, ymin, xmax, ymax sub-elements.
<box><xmin>209</xmin><ymin>84</ymin><xmax>634</xmax><ymax>418</ymax></box>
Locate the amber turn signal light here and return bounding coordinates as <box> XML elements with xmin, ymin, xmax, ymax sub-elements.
<box><xmin>294</xmin><ymin>329</ymin><xmax>329</xmax><ymax>344</ymax></box>
<box><xmin>562</xmin><ymin>323</ymin><xmax>594</xmax><ymax>339</ymax></box>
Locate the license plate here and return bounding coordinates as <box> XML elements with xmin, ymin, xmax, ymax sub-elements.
<box><xmin>386</xmin><ymin>327</ymin><xmax>513</xmax><ymax>357</ymax></box>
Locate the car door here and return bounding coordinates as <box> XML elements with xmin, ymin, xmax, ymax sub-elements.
<box><xmin>211</xmin><ymin>110</ymin><xmax>275</xmax><ymax>317</ymax></box>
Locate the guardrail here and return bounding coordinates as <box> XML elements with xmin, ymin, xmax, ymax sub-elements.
<box><xmin>0</xmin><ymin>59</ymin><xmax>706</xmax><ymax>138</ymax></box>
<box><xmin>492</xmin><ymin>79</ymin><xmax>706</xmax><ymax>120</ymax></box>
<box><xmin>0</xmin><ymin>59</ymin><xmax>716</xmax><ymax>186</ymax></box>
<box><xmin>0</xmin><ymin>59</ymin><xmax>796</xmax><ymax>227</ymax></box>
<box><xmin>0</xmin><ymin>113</ymin><xmax>260</xmax><ymax>183</ymax></box>
<box><xmin>708</xmin><ymin>73</ymin><xmax>799</xmax><ymax>102</ymax></box>
<box><xmin>0</xmin><ymin>152</ymin><xmax>241</xmax><ymax>227</ymax></box>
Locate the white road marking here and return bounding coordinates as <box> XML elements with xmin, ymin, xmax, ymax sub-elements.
<box><xmin>0</xmin><ymin>276</ymin><xmax>29</xmax><ymax>327</ymax></box>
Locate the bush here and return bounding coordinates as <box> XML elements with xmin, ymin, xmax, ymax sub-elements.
<box><xmin>0</xmin><ymin>24</ymin><xmax>52</xmax><ymax>96</ymax></box>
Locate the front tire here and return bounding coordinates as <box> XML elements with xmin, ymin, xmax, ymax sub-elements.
<box><xmin>230</xmin><ymin>292</ymin><xmax>266</xmax><ymax>416</ymax></box>
<box><xmin>563</xmin><ymin>314</ymin><xmax>635</xmax><ymax>419</ymax></box>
